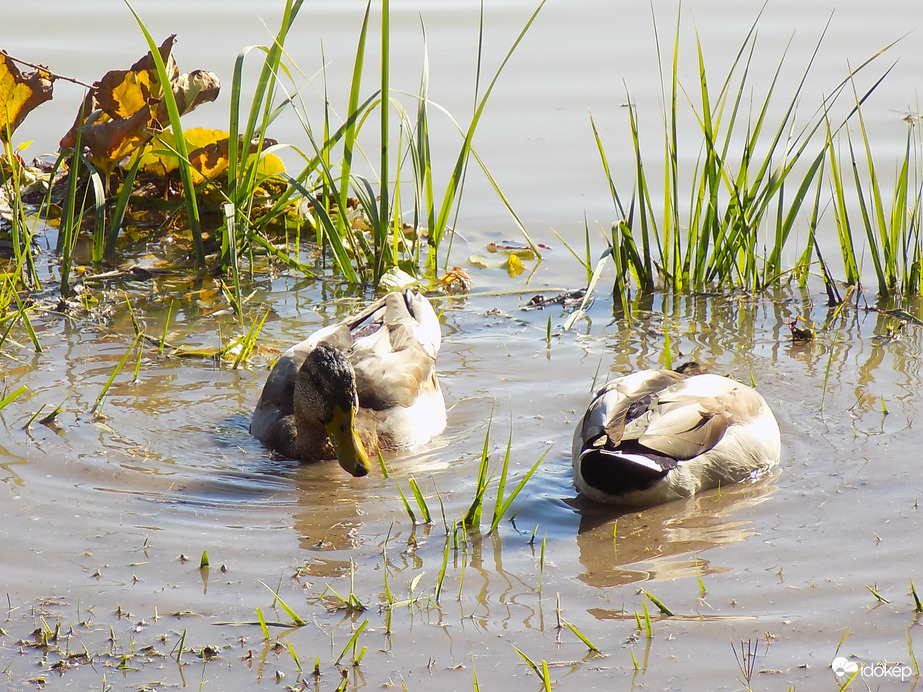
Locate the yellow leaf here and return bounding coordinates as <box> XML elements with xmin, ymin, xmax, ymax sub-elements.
<box><xmin>138</xmin><ymin>131</ymin><xmax>181</xmax><ymax>175</ymax></box>
<box><xmin>94</xmin><ymin>35</ymin><xmax>177</xmax><ymax>120</ymax></box>
<box><xmin>0</xmin><ymin>52</ymin><xmax>54</xmax><ymax>142</ymax></box>
<box><xmin>506</xmin><ymin>253</ymin><xmax>525</xmax><ymax>277</ymax></box>
<box><xmin>58</xmin><ymin>36</ymin><xmax>219</xmax><ymax>176</ymax></box>
<box><xmin>140</xmin><ymin>127</ymin><xmax>282</xmax><ymax>184</ymax></box>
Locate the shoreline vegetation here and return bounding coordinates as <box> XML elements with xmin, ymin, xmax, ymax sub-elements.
<box><xmin>2</xmin><ymin>0</ymin><xmax>918</xmax><ymax>471</ymax></box>
<box><xmin>1</xmin><ymin>4</ymin><xmax>919</xmax><ymax>468</ymax></box>
<box><xmin>1</xmin><ymin>2</ymin><xmax>919</xmax><ymax>316</ymax></box>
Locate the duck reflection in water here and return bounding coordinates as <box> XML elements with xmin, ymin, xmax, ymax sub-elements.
<box><xmin>571</xmin><ymin>473</ymin><xmax>778</xmax><ymax>590</ymax></box>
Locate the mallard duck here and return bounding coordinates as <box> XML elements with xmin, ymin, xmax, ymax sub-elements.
<box><xmin>572</xmin><ymin>364</ymin><xmax>780</xmax><ymax>506</ymax></box>
<box><xmin>250</xmin><ymin>290</ymin><xmax>446</xmax><ymax>477</ymax></box>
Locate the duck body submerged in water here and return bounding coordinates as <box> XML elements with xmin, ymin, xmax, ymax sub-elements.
<box><xmin>572</xmin><ymin>365</ymin><xmax>780</xmax><ymax>506</ymax></box>
<box><xmin>250</xmin><ymin>290</ymin><xmax>446</xmax><ymax>477</ymax></box>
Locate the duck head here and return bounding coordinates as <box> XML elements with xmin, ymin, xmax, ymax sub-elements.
<box><xmin>295</xmin><ymin>344</ymin><xmax>371</xmax><ymax>477</ymax></box>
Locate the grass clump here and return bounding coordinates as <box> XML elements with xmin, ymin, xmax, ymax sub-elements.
<box><xmin>463</xmin><ymin>414</ymin><xmax>547</xmax><ymax>534</ymax></box>
<box><xmin>264</xmin><ymin>0</ymin><xmax>546</xmax><ymax>285</ymax></box>
<box><xmin>596</xmin><ymin>5</ymin><xmax>906</xmax><ymax>297</ymax></box>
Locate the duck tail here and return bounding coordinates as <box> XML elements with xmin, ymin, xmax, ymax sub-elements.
<box><xmin>577</xmin><ymin>446</ymin><xmax>675</xmax><ymax>496</ymax></box>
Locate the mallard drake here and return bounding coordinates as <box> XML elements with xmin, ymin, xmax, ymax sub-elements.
<box><xmin>572</xmin><ymin>364</ymin><xmax>780</xmax><ymax>506</ymax></box>
<box><xmin>250</xmin><ymin>290</ymin><xmax>446</xmax><ymax>477</ymax></box>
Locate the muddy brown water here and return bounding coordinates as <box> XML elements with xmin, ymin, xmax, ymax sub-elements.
<box><xmin>4</xmin><ymin>1</ymin><xmax>923</xmax><ymax>690</ymax></box>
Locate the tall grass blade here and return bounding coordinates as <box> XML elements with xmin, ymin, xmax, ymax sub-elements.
<box><xmin>463</xmin><ymin>410</ymin><xmax>493</xmax><ymax>529</ymax></box>
<box><xmin>407</xmin><ymin>477</ymin><xmax>431</xmax><ymax>523</ymax></box>
<box><xmin>123</xmin><ymin>3</ymin><xmax>205</xmax><ymax>265</ymax></box>
<box><xmin>91</xmin><ymin>332</ymin><xmax>142</xmax><ymax>416</ymax></box>
<box><xmin>562</xmin><ymin>618</ymin><xmax>600</xmax><ymax>653</ymax></box>
<box><xmin>488</xmin><ymin>449</ymin><xmax>547</xmax><ymax>534</ymax></box>
<box><xmin>0</xmin><ymin>385</ymin><xmax>27</xmax><ymax>411</ymax></box>
<box><xmin>430</xmin><ymin>0</ymin><xmax>547</xmax><ymax>262</ymax></box>
<box><xmin>258</xmin><ymin>581</ymin><xmax>307</xmax><ymax>626</ymax></box>
<box><xmin>335</xmin><ymin>619</ymin><xmax>368</xmax><ymax>665</ymax></box>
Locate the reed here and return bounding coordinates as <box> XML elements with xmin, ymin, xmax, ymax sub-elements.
<box><xmin>597</xmin><ymin>6</ymin><xmax>896</xmax><ymax>295</ymax></box>
<box><xmin>831</xmin><ymin>97</ymin><xmax>923</xmax><ymax>296</ymax></box>
<box><xmin>462</xmin><ymin>415</ymin><xmax>545</xmax><ymax>533</ymax></box>
<box><xmin>0</xmin><ymin>140</ymin><xmax>41</xmax><ymax>289</ymax></box>
<box><xmin>260</xmin><ymin>0</ymin><xmax>545</xmax><ymax>284</ymax></box>
<box><xmin>124</xmin><ymin>1</ymin><xmax>204</xmax><ymax>265</ymax></box>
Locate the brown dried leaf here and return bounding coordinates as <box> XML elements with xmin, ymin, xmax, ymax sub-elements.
<box><xmin>80</xmin><ymin>104</ymin><xmax>156</xmax><ymax>176</ymax></box>
<box><xmin>171</xmin><ymin>70</ymin><xmax>220</xmax><ymax>118</ymax></box>
<box><xmin>439</xmin><ymin>266</ymin><xmax>472</xmax><ymax>293</ymax></box>
<box><xmin>94</xmin><ymin>35</ymin><xmax>177</xmax><ymax>120</ymax></box>
<box><xmin>0</xmin><ymin>52</ymin><xmax>54</xmax><ymax>142</ymax></box>
<box><xmin>57</xmin><ymin>36</ymin><xmax>221</xmax><ymax>178</ymax></box>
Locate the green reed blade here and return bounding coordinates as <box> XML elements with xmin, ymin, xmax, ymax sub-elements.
<box><xmin>642</xmin><ymin>589</ymin><xmax>675</xmax><ymax>616</ymax></box>
<box><xmin>258</xmin><ymin>581</ymin><xmax>307</xmax><ymax>626</ymax></box>
<box><xmin>489</xmin><ymin>448</ymin><xmax>547</xmax><ymax>535</ymax></box>
<box><xmin>8</xmin><ymin>288</ymin><xmax>40</xmax><ymax>352</ymax></box>
<box><xmin>123</xmin><ymin>2</ymin><xmax>204</xmax><ymax>265</ymax></box>
<box><xmin>91</xmin><ymin>332</ymin><xmax>142</xmax><ymax>416</ymax></box>
<box><xmin>431</xmin><ymin>0</ymin><xmax>546</xmax><ymax>259</ymax></box>
<box><xmin>512</xmin><ymin>645</ymin><xmax>542</xmax><ymax>681</ymax></box>
<box><xmin>255</xmin><ymin>607</ymin><xmax>269</xmax><ymax>640</ymax></box>
<box><xmin>394</xmin><ymin>479</ymin><xmax>417</xmax><ymax>524</ymax></box>
<box><xmin>562</xmin><ymin>618</ymin><xmax>600</xmax><ymax>653</ymax></box>
<box><xmin>464</xmin><ymin>409</ymin><xmax>493</xmax><ymax>529</ymax></box>
<box><xmin>434</xmin><ymin>533</ymin><xmax>450</xmax><ymax>603</ymax></box>
<box><xmin>912</xmin><ymin>580</ymin><xmax>923</xmax><ymax>613</ymax></box>
<box><xmin>335</xmin><ymin>619</ymin><xmax>368</xmax><ymax>665</ymax></box>
<box><xmin>0</xmin><ymin>385</ymin><xmax>26</xmax><ymax>412</ymax></box>
<box><xmin>537</xmin><ymin>532</ymin><xmax>546</xmax><ymax>595</ymax></box>
<box><xmin>407</xmin><ymin>477</ymin><xmax>431</xmax><ymax>523</ymax></box>
<box><xmin>468</xmin><ymin>146</ymin><xmax>541</xmax><ymax>258</ymax></box>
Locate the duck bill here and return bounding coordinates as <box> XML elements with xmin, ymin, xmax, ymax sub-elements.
<box><xmin>326</xmin><ymin>405</ymin><xmax>371</xmax><ymax>477</ymax></box>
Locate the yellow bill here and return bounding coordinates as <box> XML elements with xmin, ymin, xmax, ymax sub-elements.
<box><xmin>326</xmin><ymin>405</ymin><xmax>371</xmax><ymax>477</ymax></box>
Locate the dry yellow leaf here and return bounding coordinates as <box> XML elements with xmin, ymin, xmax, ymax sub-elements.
<box><xmin>140</xmin><ymin>127</ymin><xmax>284</xmax><ymax>184</ymax></box>
<box><xmin>0</xmin><ymin>51</ymin><xmax>54</xmax><ymax>142</ymax></box>
<box><xmin>58</xmin><ymin>36</ymin><xmax>219</xmax><ymax>176</ymax></box>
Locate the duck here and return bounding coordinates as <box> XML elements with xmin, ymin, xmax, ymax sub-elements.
<box><xmin>250</xmin><ymin>289</ymin><xmax>446</xmax><ymax>477</ymax></box>
<box><xmin>572</xmin><ymin>363</ymin><xmax>780</xmax><ymax>506</ymax></box>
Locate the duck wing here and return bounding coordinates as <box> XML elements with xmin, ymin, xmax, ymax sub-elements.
<box><xmin>249</xmin><ymin>346</ymin><xmax>301</xmax><ymax>455</ymax></box>
<box><xmin>348</xmin><ymin>291</ymin><xmax>440</xmax><ymax>411</ymax></box>
<box><xmin>622</xmin><ymin>373</ymin><xmax>766</xmax><ymax>459</ymax></box>
<box><xmin>575</xmin><ymin>370</ymin><xmax>685</xmax><ymax>454</ymax></box>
